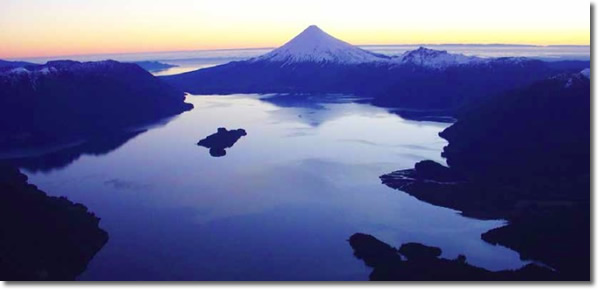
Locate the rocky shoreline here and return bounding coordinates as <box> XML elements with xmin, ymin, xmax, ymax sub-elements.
<box><xmin>0</xmin><ymin>164</ymin><xmax>108</xmax><ymax>280</ymax></box>
<box><xmin>372</xmin><ymin>73</ymin><xmax>591</xmax><ymax>281</ymax></box>
<box><xmin>379</xmin><ymin>159</ymin><xmax>589</xmax><ymax>280</ymax></box>
<box><xmin>348</xmin><ymin>233</ymin><xmax>557</xmax><ymax>281</ymax></box>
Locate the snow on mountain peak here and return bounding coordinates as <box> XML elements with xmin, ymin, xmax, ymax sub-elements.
<box><xmin>0</xmin><ymin>60</ymin><xmax>117</xmax><ymax>78</ymax></box>
<box><xmin>7</xmin><ymin>67</ymin><xmax>31</xmax><ymax>75</ymax></box>
<box><xmin>394</xmin><ymin>46</ymin><xmax>485</xmax><ymax>69</ymax></box>
<box><xmin>253</xmin><ymin>25</ymin><xmax>389</xmax><ymax>65</ymax></box>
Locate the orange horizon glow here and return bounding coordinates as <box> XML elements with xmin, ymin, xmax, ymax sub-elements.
<box><xmin>0</xmin><ymin>0</ymin><xmax>590</xmax><ymax>60</ymax></box>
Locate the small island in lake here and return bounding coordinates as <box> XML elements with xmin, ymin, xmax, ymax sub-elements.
<box><xmin>197</xmin><ymin>128</ymin><xmax>247</xmax><ymax>157</ymax></box>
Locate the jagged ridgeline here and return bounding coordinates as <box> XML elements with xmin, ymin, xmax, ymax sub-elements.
<box><xmin>162</xmin><ymin>25</ymin><xmax>588</xmax><ymax>111</ymax></box>
<box><xmin>0</xmin><ymin>60</ymin><xmax>193</xmax><ymax>149</ymax></box>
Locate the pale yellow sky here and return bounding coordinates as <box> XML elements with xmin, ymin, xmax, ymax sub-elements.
<box><xmin>0</xmin><ymin>0</ymin><xmax>590</xmax><ymax>59</ymax></box>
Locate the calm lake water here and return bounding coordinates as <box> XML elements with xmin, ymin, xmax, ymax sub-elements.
<box><xmin>20</xmin><ymin>94</ymin><xmax>529</xmax><ymax>280</ymax></box>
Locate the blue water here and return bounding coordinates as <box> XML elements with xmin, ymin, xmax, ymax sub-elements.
<box><xmin>22</xmin><ymin>94</ymin><xmax>528</xmax><ymax>280</ymax></box>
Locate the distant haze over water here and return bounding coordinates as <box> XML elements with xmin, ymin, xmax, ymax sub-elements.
<box><xmin>10</xmin><ymin>44</ymin><xmax>590</xmax><ymax>76</ymax></box>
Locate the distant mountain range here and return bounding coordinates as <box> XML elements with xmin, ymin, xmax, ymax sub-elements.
<box><xmin>0</xmin><ymin>60</ymin><xmax>192</xmax><ymax>149</ymax></box>
<box><xmin>163</xmin><ymin>25</ymin><xmax>588</xmax><ymax>113</ymax></box>
<box><xmin>0</xmin><ymin>59</ymin><xmax>178</xmax><ymax>74</ymax></box>
<box><xmin>0</xmin><ymin>59</ymin><xmax>37</xmax><ymax>69</ymax></box>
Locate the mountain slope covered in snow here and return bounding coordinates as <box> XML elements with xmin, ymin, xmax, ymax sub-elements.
<box><xmin>252</xmin><ymin>25</ymin><xmax>389</xmax><ymax>65</ymax></box>
<box><xmin>392</xmin><ymin>47</ymin><xmax>485</xmax><ymax>68</ymax></box>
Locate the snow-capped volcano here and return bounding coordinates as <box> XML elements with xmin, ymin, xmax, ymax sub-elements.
<box><xmin>251</xmin><ymin>25</ymin><xmax>491</xmax><ymax>68</ymax></box>
<box><xmin>393</xmin><ymin>47</ymin><xmax>485</xmax><ymax>69</ymax></box>
<box><xmin>163</xmin><ymin>26</ymin><xmax>589</xmax><ymax>105</ymax></box>
<box><xmin>253</xmin><ymin>25</ymin><xmax>389</xmax><ymax>65</ymax></box>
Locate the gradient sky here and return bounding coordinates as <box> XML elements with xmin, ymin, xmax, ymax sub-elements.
<box><xmin>0</xmin><ymin>0</ymin><xmax>590</xmax><ymax>59</ymax></box>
